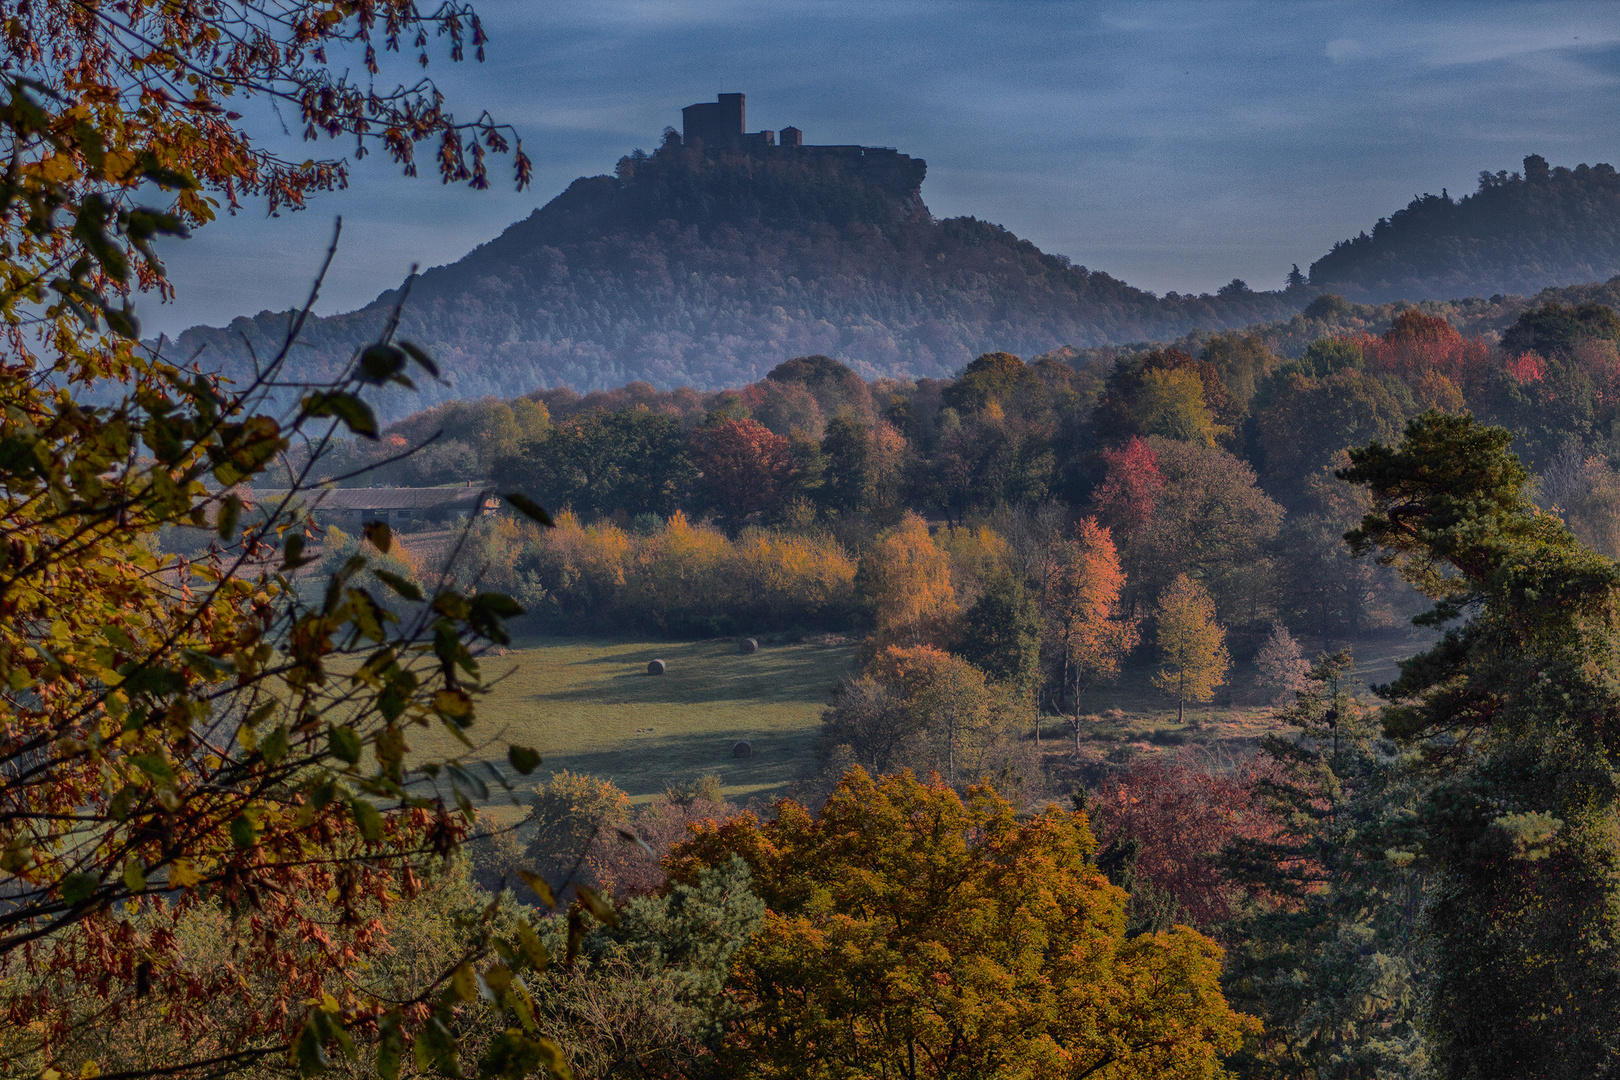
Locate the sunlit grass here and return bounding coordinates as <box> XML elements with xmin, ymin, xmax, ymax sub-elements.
<box><xmin>408</xmin><ymin>635</ymin><xmax>858</xmax><ymax>804</ymax></box>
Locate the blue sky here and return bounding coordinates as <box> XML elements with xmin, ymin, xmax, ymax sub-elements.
<box><xmin>145</xmin><ymin>0</ymin><xmax>1620</xmax><ymax>337</ymax></box>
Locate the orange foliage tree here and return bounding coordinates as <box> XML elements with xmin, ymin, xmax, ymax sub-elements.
<box><xmin>865</xmin><ymin>644</ymin><xmax>1006</xmax><ymax>787</ymax></box>
<box><xmin>666</xmin><ymin>769</ymin><xmax>1257</xmax><ymax>1080</ymax></box>
<box><xmin>1042</xmin><ymin>518</ymin><xmax>1139</xmax><ymax>751</ymax></box>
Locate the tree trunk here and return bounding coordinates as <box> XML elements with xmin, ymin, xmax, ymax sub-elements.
<box><xmin>1178</xmin><ymin>697</ymin><xmax>1184</xmax><ymax>724</ymax></box>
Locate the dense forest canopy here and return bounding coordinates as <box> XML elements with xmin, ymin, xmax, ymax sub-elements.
<box><xmin>1310</xmin><ymin>154</ymin><xmax>1620</xmax><ymax>302</ymax></box>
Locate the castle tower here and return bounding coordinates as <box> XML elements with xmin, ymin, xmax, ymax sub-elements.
<box><xmin>779</xmin><ymin>126</ymin><xmax>803</xmax><ymax>147</ymax></box>
<box><xmin>681</xmin><ymin>93</ymin><xmax>746</xmax><ymax>150</ymax></box>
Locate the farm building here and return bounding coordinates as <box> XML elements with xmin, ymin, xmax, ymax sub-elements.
<box><xmin>247</xmin><ymin>485</ymin><xmax>500</xmax><ymax>533</ymax></box>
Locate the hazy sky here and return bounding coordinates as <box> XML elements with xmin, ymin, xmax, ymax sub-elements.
<box><xmin>145</xmin><ymin>0</ymin><xmax>1620</xmax><ymax>338</ymax></box>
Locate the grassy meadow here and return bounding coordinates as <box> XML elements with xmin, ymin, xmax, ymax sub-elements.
<box><xmin>400</xmin><ymin>624</ymin><xmax>1433</xmax><ymax>818</ymax></box>
<box><xmin>409</xmin><ymin>636</ymin><xmax>859</xmax><ymax>809</ymax></box>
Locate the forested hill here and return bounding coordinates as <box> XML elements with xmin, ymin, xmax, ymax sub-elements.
<box><xmin>168</xmin><ymin>134</ymin><xmax>1307</xmax><ymax>417</ymax></box>
<box><xmin>1309</xmin><ymin>154</ymin><xmax>1620</xmax><ymax>302</ymax></box>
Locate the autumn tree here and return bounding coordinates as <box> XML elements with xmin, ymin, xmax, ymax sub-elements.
<box><xmin>1091</xmin><ymin>435</ymin><xmax>1165</xmax><ymax>534</ymax></box>
<box><xmin>819</xmin><ymin>675</ymin><xmax>918</xmax><ymax>777</ymax></box>
<box><xmin>665</xmin><ymin>769</ymin><xmax>1257</xmax><ymax>1080</ymax></box>
<box><xmin>1092</xmin><ymin>348</ymin><xmax>1237</xmax><ymax>447</ymax></box>
<box><xmin>1254</xmin><ymin>623</ymin><xmax>1311</xmax><ymax>704</ymax></box>
<box><xmin>818</xmin><ymin>415</ymin><xmax>906</xmax><ymax>517</ymax></box>
<box><xmin>1041</xmin><ymin>518</ymin><xmax>1139</xmax><ymax>751</ymax></box>
<box><xmin>854</xmin><ymin>512</ymin><xmax>956</xmax><ymax>646</ymax></box>
<box><xmin>0</xmin><ymin>1</ymin><xmax>603</xmax><ymax>1073</ymax></box>
<box><xmin>1152</xmin><ymin>575</ymin><xmax>1229</xmax><ymax>722</ymax></box>
<box><xmin>496</xmin><ymin>407</ymin><xmax>696</xmax><ymax>520</ymax></box>
<box><xmin>1091</xmin><ymin>757</ymin><xmax>1273</xmax><ymax>930</ymax></box>
<box><xmin>1120</xmin><ymin>436</ymin><xmax>1283</xmax><ymax>618</ymax></box>
<box><xmin>865</xmin><ymin>645</ymin><xmax>1008</xmax><ymax>787</ymax></box>
<box><xmin>688</xmin><ymin>417</ymin><xmax>797</xmax><ymax>531</ymax></box>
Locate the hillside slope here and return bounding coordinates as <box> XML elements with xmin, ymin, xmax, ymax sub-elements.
<box><xmin>1310</xmin><ymin>154</ymin><xmax>1620</xmax><ymax>302</ymax></box>
<box><xmin>168</xmin><ymin>136</ymin><xmax>1306</xmax><ymax>415</ymax></box>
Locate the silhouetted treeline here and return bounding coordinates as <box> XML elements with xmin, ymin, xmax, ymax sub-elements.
<box><xmin>1311</xmin><ymin>153</ymin><xmax>1620</xmax><ymax>301</ymax></box>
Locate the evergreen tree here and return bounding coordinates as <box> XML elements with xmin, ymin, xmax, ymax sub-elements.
<box><xmin>1341</xmin><ymin>411</ymin><xmax>1620</xmax><ymax>1077</ymax></box>
<box><xmin>1222</xmin><ymin>652</ymin><xmax>1430</xmax><ymax>1079</ymax></box>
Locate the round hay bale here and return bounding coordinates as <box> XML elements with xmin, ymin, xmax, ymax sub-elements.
<box><xmin>647</xmin><ymin>658</ymin><xmax>667</xmax><ymax>675</ymax></box>
<box><xmin>739</xmin><ymin>637</ymin><xmax>758</xmax><ymax>655</ymax></box>
<box><xmin>732</xmin><ymin>740</ymin><xmax>753</xmax><ymax>759</ymax></box>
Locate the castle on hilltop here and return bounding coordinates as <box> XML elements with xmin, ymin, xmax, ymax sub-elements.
<box><xmin>678</xmin><ymin>93</ymin><xmax>926</xmax><ymax>189</ymax></box>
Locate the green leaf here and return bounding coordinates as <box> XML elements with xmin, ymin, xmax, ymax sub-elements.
<box><xmin>374</xmin><ymin>569</ymin><xmax>423</xmax><ymax>602</ymax></box>
<box><xmin>122</xmin><ymin>856</ymin><xmax>146</xmax><ymax>892</ymax></box>
<box><xmin>216</xmin><ymin>493</ymin><xmax>242</xmax><ymax>540</ymax></box>
<box><xmin>358</xmin><ymin>344</ymin><xmax>406</xmax><ymax>384</ymax></box>
<box><xmin>446</xmin><ymin>762</ymin><xmax>488</xmax><ymax>802</ymax></box>
<box><xmin>352</xmin><ymin>799</ymin><xmax>383</xmax><ymax>843</ymax></box>
<box><xmin>229</xmin><ymin>815</ymin><xmax>257</xmax><ymax>848</ymax></box>
<box><xmin>450</xmin><ymin>961</ymin><xmax>479</xmax><ymax>1002</ymax></box>
<box><xmin>121</xmin><ymin>665</ymin><xmax>186</xmax><ymax>697</ymax></box>
<box><xmin>327</xmin><ymin>725</ymin><xmax>362</xmax><ymax>765</ymax></box>
<box><xmin>282</xmin><ymin>532</ymin><xmax>314</xmax><ymax>570</ymax></box>
<box><xmin>507</xmin><ymin>745</ymin><xmax>541</xmax><ymax>775</ymax></box>
<box><xmin>296</xmin><ymin>1019</ymin><xmax>328</xmax><ymax>1077</ymax></box>
<box><xmin>504</xmin><ymin>493</ymin><xmax>555</xmax><ymax>527</ymax></box>
<box><xmin>514</xmin><ymin>918</ymin><xmax>552</xmax><ymax>969</ymax></box>
<box><xmin>472</xmin><ymin>592</ymin><xmax>524</xmax><ymax>619</ymax></box>
<box><xmin>60</xmin><ymin>872</ymin><xmax>98</xmax><ymax>905</ymax></box>
<box><xmin>433</xmin><ymin>688</ymin><xmax>474</xmax><ymax>724</ymax></box>
<box><xmin>376</xmin><ymin>1010</ymin><xmax>405</xmax><ymax>1080</ymax></box>
<box><xmin>303</xmin><ymin>392</ymin><xmax>379</xmax><ymax>440</ymax></box>
<box><xmin>261</xmin><ymin>724</ymin><xmax>290</xmax><ymax>765</ymax></box>
<box><xmin>416</xmin><ymin>1016</ymin><xmax>458</xmax><ymax>1076</ymax></box>
<box><xmin>128</xmin><ymin>752</ymin><xmax>175</xmax><ymax>783</ymax></box>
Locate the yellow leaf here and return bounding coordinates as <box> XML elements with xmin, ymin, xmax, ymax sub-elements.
<box><xmin>168</xmin><ymin>860</ymin><xmax>200</xmax><ymax>888</ymax></box>
<box><xmin>39</xmin><ymin>154</ymin><xmax>78</xmax><ymax>183</ymax></box>
<box><xmin>432</xmin><ymin>688</ymin><xmax>473</xmax><ymax>720</ymax></box>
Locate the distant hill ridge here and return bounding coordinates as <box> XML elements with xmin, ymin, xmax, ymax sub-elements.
<box><xmin>1310</xmin><ymin>154</ymin><xmax>1620</xmax><ymax>302</ymax></box>
<box><xmin>168</xmin><ymin>93</ymin><xmax>1307</xmax><ymax>417</ymax></box>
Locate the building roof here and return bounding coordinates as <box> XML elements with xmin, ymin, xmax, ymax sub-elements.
<box><xmin>248</xmin><ymin>486</ymin><xmax>491</xmax><ymax>512</ymax></box>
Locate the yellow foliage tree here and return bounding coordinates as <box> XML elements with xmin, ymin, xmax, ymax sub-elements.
<box><xmin>1136</xmin><ymin>368</ymin><xmax>1223</xmax><ymax>446</ymax></box>
<box><xmin>668</xmin><ymin>769</ymin><xmax>1257</xmax><ymax>1080</ymax></box>
<box><xmin>855</xmin><ymin>512</ymin><xmax>956</xmax><ymax>645</ymax></box>
<box><xmin>1152</xmin><ymin>574</ymin><xmax>1231</xmax><ymax>722</ymax></box>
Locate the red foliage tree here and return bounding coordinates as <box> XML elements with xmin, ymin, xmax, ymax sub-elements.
<box><xmin>1092</xmin><ymin>436</ymin><xmax>1165</xmax><ymax>534</ymax></box>
<box><xmin>1090</xmin><ymin>756</ymin><xmax>1278</xmax><ymax>930</ymax></box>
<box><xmin>688</xmin><ymin>418</ymin><xmax>798</xmax><ymax>530</ymax></box>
